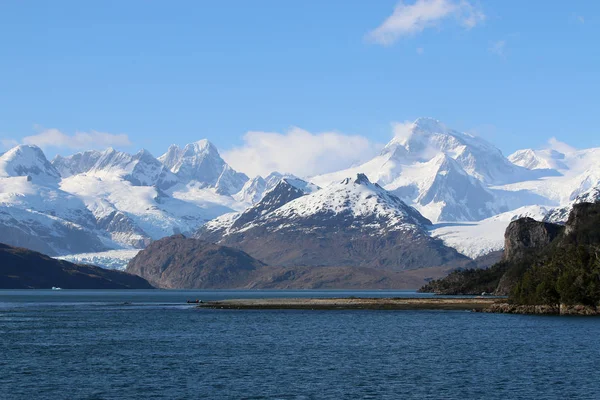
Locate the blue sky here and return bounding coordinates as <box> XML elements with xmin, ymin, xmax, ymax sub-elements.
<box><xmin>0</xmin><ymin>0</ymin><xmax>598</xmax><ymax>176</ymax></box>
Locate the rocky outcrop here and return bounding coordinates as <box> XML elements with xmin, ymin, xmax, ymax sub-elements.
<box><xmin>503</xmin><ymin>217</ymin><xmax>563</xmax><ymax>261</ymax></box>
<box><xmin>0</xmin><ymin>243</ymin><xmax>152</xmax><ymax>289</ymax></box>
<box><xmin>564</xmin><ymin>201</ymin><xmax>600</xmax><ymax>238</ymax></box>
<box><xmin>422</xmin><ymin>201</ymin><xmax>600</xmax><ymax>310</ymax></box>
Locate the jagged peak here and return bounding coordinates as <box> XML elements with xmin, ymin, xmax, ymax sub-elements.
<box><xmin>183</xmin><ymin>139</ymin><xmax>218</xmax><ymax>156</ymax></box>
<box><xmin>135</xmin><ymin>148</ymin><xmax>155</xmax><ymax>158</ymax></box>
<box><xmin>340</xmin><ymin>173</ymin><xmax>373</xmax><ymax>186</ymax></box>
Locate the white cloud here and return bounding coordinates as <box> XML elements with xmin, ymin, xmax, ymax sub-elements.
<box><xmin>489</xmin><ymin>40</ymin><xmax>507</xmax><ymax>58</ymax></box>
<box><xmin>20</xmin><ymin>128</ymin><xmax>131</xmax><ymax>150</ymax></box>
<box><xmin>222</xmin><ymin>127</ymin><xmax>381</xmax><ymax>178</ymax></box>
<box><xmin>547</xmin><ymin>137</ymin><xmax>575</xmax><ymax>154</ymax></box>
<box><xmin>367</xmin><ymin>0</ymin><xmax>485</xmax><ymax>45</ymax></box>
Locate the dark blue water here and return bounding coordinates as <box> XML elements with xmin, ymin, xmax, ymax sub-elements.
<box><xmin>2</xmin><ymin>290</ymin><xmax>600</xmax><ymax>399</ymax></box>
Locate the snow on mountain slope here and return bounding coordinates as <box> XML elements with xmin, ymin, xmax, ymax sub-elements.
<box><xmin>60</xmin><ymin>174</ymin><xmax>234</xmax><ymax>248</ymax></box>
<box><xmin>267</xmin><ymin>174</ymin><xmax>430</xmax><ymax>232</ymax></box>
<box><xmin>311</xmin><ymin>118</ymin><xmax>542</xmax><ymax>223</ymax></box>
<box><xmin>431</xmin><ymin>205</ymin><xmax>550</xmax><ymax>258</ymax></box>
<box><xmin>313</xmin><ymin>117</ymin><xmax>535</xmax><ymax>186</ymax></box>
<box><xmin>232</xmin><ymin>172</ymin><xmax>318</xmax><ymax>206</ymax></box>
<box><xmin>233</xmin><ymin>176</ymin><xmax>267</xmax><ymax>204</ymax></box>
<box><xmin>90</xmin><ymin>148</ymin><xmax>179</xmax><ymax>189</ymax></box>
<box><xmin>0</xmin><ymin>145</ymin><xmax>61</xmax><ymax>182</ymax></box>
<box><xmin>52</xmin><ymin>150</ymin><xmax>102</xmax><ymax>177</ymax></box>
<box><xmin>498</xmin><ymin>147</ymin><xmax>600</xmax><ymax>205</ymax></box>
<box><xmin>508</xmin><ymin>149</ymin><xmax>568</xmax><ymax>171</ymax></box>
<box><xmin>544</xmin><ymin>185</ymin><xmax>600</xmax><ymax>224</ymax></box>
<box><xmin>0</xmin><ymin>176</ymin><xmax>108</xmax><ymax>255</ymax></box>
<box><xmin>56</xmin><ymin>249</ymin><xmax>140</xmax><ymax>270</ymax></box>
<box><xmin>199</xmin><ymin>176</ymin><xmax>319</xmax><ymax>241</ymax></box>
<box><xmin>52</xmin><ymin>148</ymin><xmax>179</xmax><ymax>189</ymax></box>
<box><xmin>396</xmin><ymin>154</ymin><xmax>497</xmax><ymax>222</ymax></box>
<box><xmin>159</xmin><ymin>139</ymin><xmax>248</xmax><ymax>194</ymax></box>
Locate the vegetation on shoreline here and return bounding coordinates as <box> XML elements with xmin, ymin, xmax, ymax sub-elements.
<box><xmin>420</xmin><ymin>202</ymin><xmax>600</xmax><ymax>309</ymax></box>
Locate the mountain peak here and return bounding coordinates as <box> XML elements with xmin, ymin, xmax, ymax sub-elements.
<box><xmin>0</xmin><ymin>144</ymin><xmax>61</xmax><ymax>181</ymax></box>
<box><xmin>340</xmin><ymin>173</ymin><xmax>373</xmax><ymax>186</ymax></box>
<box><xmin>159</xmin><ymin>139</ymin><xmax>247</xmax><ymax>193</ymax></box>
<box><xmin>354</xmin><ymin>173</ymin><xmax>371</xmax><ymax>185</ymax></box>
<box><xmin>413</xmin><ymin>117</ymin><xmax>446</xmax><ymax>132</ymax></box>
<box><xmin>184</xmin><ymin>139</ymin><xmax>218</xmax><ymax>156</ymax></box>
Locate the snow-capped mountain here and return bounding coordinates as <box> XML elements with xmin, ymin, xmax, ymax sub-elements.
<box><xmin>0</xmin><ymin>140</ymin><xmax>252</xmax><ymax>254</ymax></box>
<box><xmin>197</xmin><ymin>173</ymin><xmax>468</xmax><ymax>270</ymax></box>
<box><xmin>311</xmin><ymin>118</ymin><xmax>549</xmax><ymax>222</ymax></box>
<box><xmin>200</xmin><ymin>176</ymin><xmax>319</xmax><ymax>241</ymax></box>
<box><xmin>0</xmin><ymin>145</ymin><xmax>61</xmax><ymax>182</ymax></box>
<box><xmin>52</xmin><ymin>150</ymin><xmax>102</xmax><ymax>178</ymax></box>
<box><xmin>0</xmin><ymin>146</ymin><xmax>109</xmax><ymax>255</ymax></box>
<box><xmin>159</xmin><ymin>139</ymin><xmax>248</xmax><ymax>195</ymax></box>
<box><xmin>500</xmin><ymin>146</ymin><xmax>600</xmax><ymax>205</ymax></box>
<box><xmin>508</xmin><ymin>149</ymin><xmax>569</xmax><ymax>171</ymax></box>
<box><xmin>3</xmin><ymin>117</ymin><xmax>599</xmax><ymax>266</ymax></box>
<box><xmin>54</xmin><ymin>148</ymin><xmax>178</xmax><ymax>189</ymax></box>
<box><xmin>233</xmin><ymin>172</ymin><xmax>310</xmax><ymax>205</ymax></box>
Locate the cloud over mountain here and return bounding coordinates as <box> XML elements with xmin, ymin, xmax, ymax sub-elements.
<box><xmin>222</xmin><ymin>127</ymin><xmax>381</xmax><ymax>178</ymax></box>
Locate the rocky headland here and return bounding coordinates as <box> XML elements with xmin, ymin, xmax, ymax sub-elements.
<box><xmin>420</xmin><ymin>202</ymin><xmax>600</xmax><ymax>315</ymax></box>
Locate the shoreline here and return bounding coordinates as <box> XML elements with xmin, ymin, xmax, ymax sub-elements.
<box><xmin>197</xmin><ymin>297</ymin><xmax>499</xmax><ymax>311</ymax></box>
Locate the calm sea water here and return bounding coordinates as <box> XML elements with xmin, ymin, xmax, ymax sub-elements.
<box><xmin>1</xmin><ymin>289</ymin><xmax>600</xmax><ymax>399</ymax></box>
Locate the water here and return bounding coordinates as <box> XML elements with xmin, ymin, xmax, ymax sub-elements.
<box><xmin>1</xmin><ymin>290</ymin><xmax>600</xmax><ymax>399</ymax></box>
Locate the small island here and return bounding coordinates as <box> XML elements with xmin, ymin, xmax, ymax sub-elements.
<box><xmin>197</xmin><ymin>297</ymin><xmax>498</xmax><ymax>311</ymax></box>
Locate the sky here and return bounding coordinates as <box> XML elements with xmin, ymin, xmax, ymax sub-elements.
<box><xmin>0</xmin><ymin>0</ymin><xmax>598</xmax><ymax>177</ymax></box>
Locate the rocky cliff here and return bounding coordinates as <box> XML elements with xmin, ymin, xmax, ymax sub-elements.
<box><xmin>502</xmin><ymin>217</ymin><xmax>563</xmax><ymax>261</ymax></box>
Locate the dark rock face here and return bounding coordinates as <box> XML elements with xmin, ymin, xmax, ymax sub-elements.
<box><xmin>564</xmin><ymin>202</ymin><xmax>600</xmax><ymax>238</ymax></box>
<box><xmin>503</xmin><ymin>217</ymin><xmax>563</xmax><ymax>261</ymax></box>
<box><xmin>0</xmin><ymin>243</ymin><xmax>153</xmax><ymax>289</ymax></box>
<box><xmin>126</xmin><ymin>235</ymin><xmax>266</xmax><ymax>289</ymax></box>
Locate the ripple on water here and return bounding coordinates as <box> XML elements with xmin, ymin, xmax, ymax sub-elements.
<box><xmin>1</xmin><ymin>292</ymin><xmax>600</xmax><ymax>399</ymax></box>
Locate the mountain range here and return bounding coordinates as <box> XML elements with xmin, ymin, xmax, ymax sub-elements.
<box><xmin>2</xmin><ymin>117</ymin><xmax>599</xmax><ymax>273</ymax></box>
